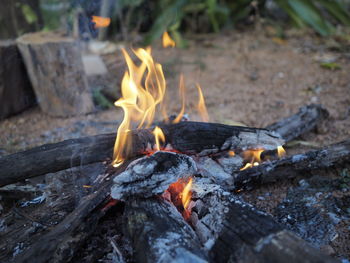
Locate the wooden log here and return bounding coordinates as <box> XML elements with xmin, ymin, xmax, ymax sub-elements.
<box><xmin>0</xmin><ymin>122</ymin><xmax>283</xmax><ymax>187</ymax></box>
<box><xmin>266</xmin><ymin>104</ymin><xmax>329</xmax><ymax>142</ymax></box>
<box><xmin>0</xmin><ymin>40</ymin><xmax>36</xmax><ymax>119</ymax></box>
<box><xmin>0</xmin><ymin>104</ymin><xmax>329</xmax><ymax>186</ymax></box>
<box><xmin>16</xmin><ymin>31</ymin><xmax>94</xmax><ymax>117</ymax></box>
<box><xmin>111</xmin><ymin>151</ymin><xmax>197</xmax><ymax>200</ymax></box>
<box><xmin>124</xmin><ymin>198</ymin><xmax>208</xmax><ymax>263</ymax></box>
<box><xmin>13</xmin><ymin>161</ymin><xmax>129</xmax><ymax>263</ymax></box>
<box><xmin>232</xmin><ymin>139</ymin><xmax>350</xmax><ymax>191</ymax></box>
<box><xmin>0</xmin><ymin>133</ymin><xmax>114</xmax><ymax>187</ymax></box>
<box><xmin>188</xmin><ymin>180</ymin><xmax>338</xmax><ymax>263</ymax></box>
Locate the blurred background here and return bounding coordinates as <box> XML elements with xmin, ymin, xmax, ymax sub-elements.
<box><xmin>0</xmin><ymin>0</ymin><xmax>350</xmax><ymax>155</ymax></box>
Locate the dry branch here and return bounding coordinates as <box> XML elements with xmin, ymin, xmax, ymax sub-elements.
<box><xmin>232</xmin><ymin>139</ymin><xmax>350</xmax><ymax>191</ymax></box>
<box><xmin>266</xmin><ymin>104</ymin><xmax>329</xmax><ymax>142</ymax></box>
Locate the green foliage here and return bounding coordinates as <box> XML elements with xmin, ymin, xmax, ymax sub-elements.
<box><xmin>21</xmin><ymin>4</ymin><xmax>38</xmax><ymax>24</ymax></box>
<box><xmin>92</xmin><ymin>89</ymin><xmax>113</xmax><ymax>109</ymax></box>
<box><xmin>320</xmin><ymin>62</ymin><xmax>341</xmax><ymax>70</ymax></box>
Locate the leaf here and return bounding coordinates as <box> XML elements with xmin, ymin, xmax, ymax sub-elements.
<box><xmin>287</xmin><ymin>0</ymin><xmax>334</xmax><ymax>36</ymax></box>
<box><xmin>316</xmin><ymin>0</ymin><xmax>350</xmax><ymax>26</ymax></box>
<box><xmin>143</xmin><ymin>0</ymin><xmax>187</xmax><ymax>45</ymax></box>
<box><xmin>320</xmin><ymin>62</ymin><xmax>341</xmax><ymax>70</ymax></box>
<box><xmin>21</xmin><ymin>4</ymin><xmax>38</xmax><ymax>24</ymax></box>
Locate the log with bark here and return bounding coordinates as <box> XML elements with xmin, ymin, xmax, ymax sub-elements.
<box><xmin>0</xmin><ymin>104</ymin><xmax>327</xmax><ymax>187</ymax></box>
<box><xmin>0</xmin><ymin>40</ymin><xmax>36</xmax><ymax>120</ymax></box>
<box><xmin>17</xmin><ymin>31</ymin><xmax>94</xmax><ymax>117</ymax></box>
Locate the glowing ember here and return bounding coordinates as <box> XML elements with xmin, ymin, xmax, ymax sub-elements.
<box><xmin>162</xmin><ymin>31</ymin><xmax>175</xmax><ymax>48</ymax></box>
<box><xmin>165</xmin><ymin>177</ymin><xmax>194</xmax><ymax>220</ymax></box>
<box><xmin>152</xmin><ymin>126</ymin><xmax>165</xmax><ymax>151</ymax></box>
<box><xmin>196</xmin><ymin>84</ymin><xmax>209</xmax><ymax>122</ymax></box>
<box><xmin>277</xmin><ymin>146</ymin><xmax>286</xmax><ymax>158</ymax></box>
<box><xmin>228</xmin><ymin>150</ymin><xmax>235</xmax><ymax>157</ymax></box>
<box><xmin>92</xmin><ymin>16</ymin><xmax>111</xmax><ymax>28</ymax></box>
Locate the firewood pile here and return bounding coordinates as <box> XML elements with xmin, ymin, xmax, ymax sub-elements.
<box><xmin>1</xmin><ymin>103</ymin><xmax>349</xmax><ymax>263</ymax></box>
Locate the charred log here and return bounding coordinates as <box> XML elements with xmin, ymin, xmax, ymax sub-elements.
<box><xmin>111</xmin><ymin>151</ymin><xmax>197</xmax><ymax>200</ymax></box>
<box><xmin>0</xmin><ymin>122</ymin><xmax>283</xmax><ymax>187</ymax></box>
<box><xmin>232</xmin><ymin>139</ymin><xmax>350</xmax><ymax>191</ymax></box>
<box><xmin>266</xmin><ymin>104</ymin><xmax>329</xmax><ymax>142</ymax></box>
<box><xmin>124</xmin><ymin>198</ymin><xmax>208</xmax><ymax>263</ymax></box>
<box><xmin>190</xmin><ymin>180</ymin><xmax>337</xmax><ymax>263</ymax></box>
<box><xmin>13</xmin><ymin>162</ymin><xmax>129</xmax><ymax>263</ymax></box>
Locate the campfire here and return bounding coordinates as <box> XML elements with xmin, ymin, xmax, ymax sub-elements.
<box><xmin>1</xmin><ymin>32</ymin><xmax>349</xmax><ymax>263</ymax></box>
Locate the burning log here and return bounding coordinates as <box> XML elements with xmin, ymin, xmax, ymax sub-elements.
<box><xmin>0</xmin><ymin>122</ymin><xmax>282</xmax><ymax>187</ymax></box>
<box><xmin>16</xmin><ymin>31</ymin><xmax>94</xmax><ymax>117</ymax></box>
<box><xmin>266</xmin><ymin>104</ymin><xmax>329</xmax><ymax>142</ymax></box>
<box><xmin>232</xmin><ymin>139</ymin><xmax>350</xmax><ymax>191</ymax></box>
<box><xmin>0</xmin><ymin>103</ymin><xmax>330</xmax><ymax>187</ymax></box>
<box><xmin>124</xmin><ymin>198</ymin><xmax>208</xmax><ymax>263</ymax></box>
<box><xmin>0</xmin><ymin>40</ymin><xmax>36</xmax><ymax>120</ymax></box>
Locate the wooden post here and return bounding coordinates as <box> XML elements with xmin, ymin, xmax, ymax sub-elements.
<box><xmin>17</xmin><ymin>31</ymin><xmax>94</xmax><ymax>117</ymax></box>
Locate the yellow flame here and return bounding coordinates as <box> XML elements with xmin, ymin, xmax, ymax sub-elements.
<box><xmin>240</xmin><ymin>149</ymin><xmax>264</xmax><ymax>171</ymax></box>
<box><xmin>112</xmin><ymin>47</ymin><xmax>166</xmax><ymax>166</ymax></box>
<box><xmin>277</xmin><ymin>146</ymin><xmax>286</xmax><ymax>158</ymax></box>
<box><xmin>196</xmin><ymin>84</ymin><xmax>209</xmax><ymax>122</ymax></box>
<box><xmin>182</xmin><ymin>177</ymin><xmax>193</xmax><ymax>209</ymax></box>
<box><xmin>162</xmin><ymin>31</ymin><xmax>175</xmax><ymax>48</ymax></box>
<box><xmin>173</xmin><ymin>74</ymin><xmax>186</xmax><ymax>123</ymax></box>
<box><xmin>153</xmin><ymin>126</ymin><xmax>165</xmax><ymax>151</ymax></box>
<box><xmin>92</xmin><ymin>16</ymin><xmax>111</xmax><ymax>28</ymax></box>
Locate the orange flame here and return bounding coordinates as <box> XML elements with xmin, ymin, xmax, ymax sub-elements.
<box><xmin>112</xmin><ymin>47</ymin><xmax>166</xmax><ymax>167</ymax></box>
<box><xmin>181</xmin><ymin>177</ymin><xmax>193</xmax><ymax>210</ymax></box>
<box><xmin>153</xmin><ymin>126</ymin><xmax>165</xmax><ymax>151</ymax></box>
<box><xmin>277</xmin><ymin>146</ymin><xmax>286</xmax><ymax>158</ymax></box>
<box><xmin>240</xmin><ymin>149</ymin><xmax>264</xmax><ymax>171</ymax></box>
<box><xmin>162</xmin><ymin>31</ymin><xmax>175</xmax><ymax>48</ymax></box>
<box><xmin>173</xmin><ymin>75</ymin><xmax>186</xmax><ymax>123</ymax></box>
<box><xmin>196</xmin><ymin>84</ymin><xmax>209</xmax><ymax>122</ymax></box>
<box><xmin>92</xmin><ymin>16</ymin><xmax>111</xmax><ymax>28</ymax></box>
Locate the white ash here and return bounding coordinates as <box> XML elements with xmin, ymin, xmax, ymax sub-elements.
<box><xmin>216</xmin><ymin>155</ymin><xmax>243</xmax><ymax>174</ymax></box>
<box><xmin>111</xmin><ymin>151</ymin><xmax>197</xmax><ymax>201</ymax></box>
<box><xmin>196</xmin><ymin>157</ymin><xmax>232</xmax><ymax>186</ymax></box>
<box><xmin>221</xmin><ymin>130</ymin><xmax>284</xmax><ymax>151</ymax></box>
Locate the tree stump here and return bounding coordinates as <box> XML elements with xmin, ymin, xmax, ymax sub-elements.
<box><xmin>17</xmin><ymin>32</ymin><xmax>94</xmax><ymax>117</ymax></box>
<box><xmin>0</xmin><ymin>40</ymin><xmax>36</xmax><ymax>120</ymax></box>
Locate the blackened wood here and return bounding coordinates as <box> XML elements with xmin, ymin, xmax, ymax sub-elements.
<box><xmin>0</xmin><ymin>103</ymin><xmax>328</xmax><ymax>186</ymax></box>
<box><xmin>232</xmin><ymin>139</ymin><xmax>350</xmax><ymax>191</ymax></box>
<box><xmin>13</xmin><ymin>162</ymin><xmax>128</xmax><ymax>263</ymax></box>
<box><xmin>17</xmin><ymin>31</ymin><xmax>94</xmax><ymax>117</ymax></box>
<box><xmin>210</xmin><ymin>198</ymin><xmax>337</xmax><ymax>263</ymax></box>
<box><xmin>0</xmin><ymin>122</ymin><xmax>282</xmax><ymax>187</ymax></box>
<box><xmin>124</xmin><ymin>198</ymin><xmax>208</xmax><ymax>263</ymax></box>
<box><xmin>0</xmin><ymin>133</ymin><xmax>115</xmax><ymax>187</ymax></box>
<box><xmin>0</xmin><ymin>40</ymin><xmax>36</xmax><ymax>119</ymax></box>
<box><xmin>189</xmin><ymin>181</ymin><xmax>337</xmax><ymax>263</ymax></box>
<box><xmin>266</xmin><ymin>104</ymin><xmax>329</xmax><ymax>142</ymax></box>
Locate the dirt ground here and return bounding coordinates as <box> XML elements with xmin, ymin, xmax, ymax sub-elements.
<box><xmin>0</xmin><ymin>28</ymin><xmax>349</xmax><ymax>260</ymax></box>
